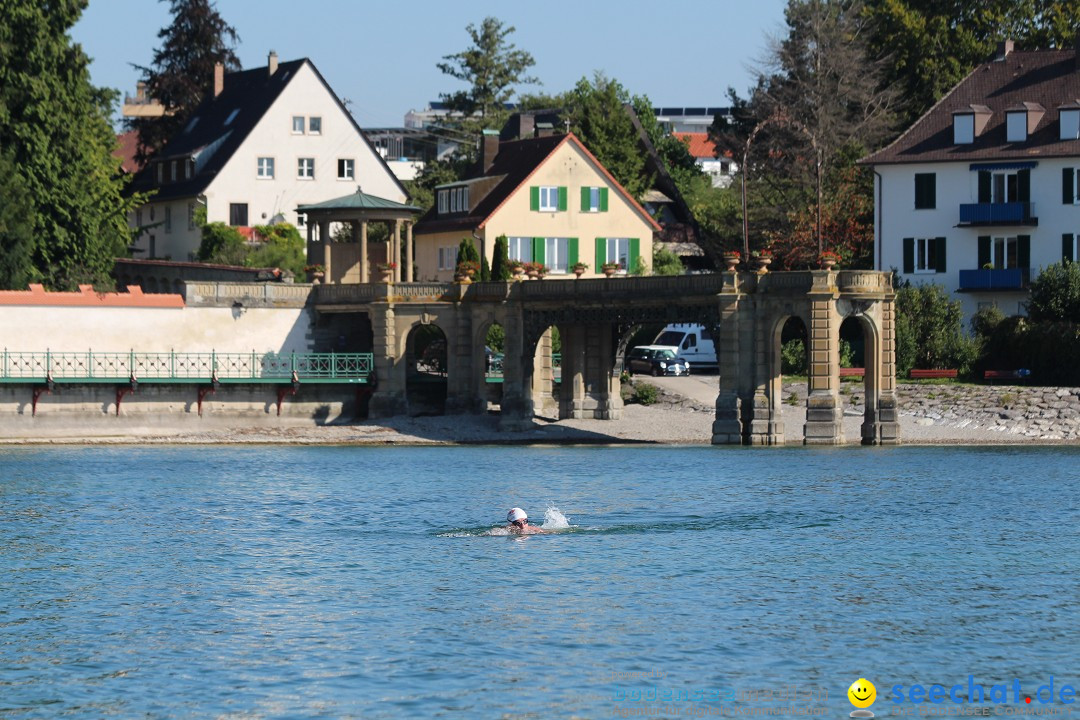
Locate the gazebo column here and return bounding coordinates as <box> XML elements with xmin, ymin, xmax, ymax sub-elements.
<box><xmin>360</xmin><ymin>220</ymin><xmax>369</xmax><ymax>284</ymax></box>
<box><xmin>319</xmin><ymin>220</ymin><xmax>331</xmax><ymax>282</ymax></box>
<box><xmin>405</xmin><ymin>221</ymin><xmax>413</xmax><ymax>282</ymax></box>
<box><xmin>393</xmin><ymin>220</ymin><xmax>402</xmax><ymax>283</ymax></box>
<box><xmin>306</xmin><ymin>221</ymin><xmax>318</xmax><ymax>267</ymax></box>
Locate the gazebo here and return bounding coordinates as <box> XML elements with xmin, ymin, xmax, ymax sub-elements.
<box><xmin>298</xmin><ymin>188</ymin><xmax>420</xmax><ymax>284</ymax></box>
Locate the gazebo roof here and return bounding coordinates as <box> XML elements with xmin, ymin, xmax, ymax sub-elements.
<box><xmin>297</xmin><ymin>187</ymin><xmax>420</xmax><ymax>214</ymax></box>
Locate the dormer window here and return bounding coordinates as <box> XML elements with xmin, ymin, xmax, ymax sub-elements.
<box><xmin>224</xmin><ymin>108</ymin><xmax>239</xmax><ymax>126</ymax></box>
<box><xmin>437</xmin><ymin>189</ymin><xmax>448</xmax><ymax>214</ymax></box>
<box><xmin>1006</xmin><ymin>112</ymin><xmax>1027</xmax><ymax>142</ymax></box>
<box><xmin>437</xmin><ymin>186</ymin><xmax>469</xmax><ymax>214</ymax></box>
<box><xmin>1062</xmin><ymin>108</ymin><xmax>1080</xmax><ymax>140</ymax></box>
<box><xmin>954</xmin><ymin>114</ymin><xmax>975</xmax><ymax>144</ymax></box>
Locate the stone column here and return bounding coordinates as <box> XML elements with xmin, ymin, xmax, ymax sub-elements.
<box><xmin>592</xmin><ymin>325</ymin><xmax>622</xmax><ymax>419</ymax></box>
<box><xmin>559</xmin><ymin>324</ymin><xmax>586</xmax><ymax>419</ymax></box>
<box><xmin>319</xmin><ymin>220</ymin><xmax>331</xmax><ymax>283</ymax></box>
<box><xmin>368</xmin><ymin>305</ymin><xmax>407</xmax><ymax>417</ymax></box>
<box><xmin>498</xmin><ymin>311</ymin><xmax>534</xmax><ymax>431</ymax></box>
<box><xmin>530</xmin><ymin>328</ymin><xmax>557</xmax><ymax>417</ymax></box>
<box><xmin>405</xmin><ymin>222</ymin><xmax>413</xmax><ymax>282</ymax></box>
<box><xmin>393</xmin><ymin>220</ymin><xmax>402</xmax><ymax>283</ymax></box>
<box><xmin>712</xmin><ymin>290</ymin><xmax>744</xmax><ymax>444</ymax></box>
<box><xmin>306</xmin><ymin>221</ymin><xmax>318</xmax><ymax>267</ymax></box>
<box><xmin>359</xmin><ymin>221</ymin><xmax>369</xmax><ymax>284</ymax></box>
<box><xmin>862</xmin><ymin>299</ymin><xmax>900</xmax><ymax>445</ymax></box>
<box><xmin>804</xmin><ymin>275</ymin><xmax>844</xmax><ymax>444</ymax></box>
<box><xmin>744</xmin><ymin>304</ymin><xmax>783</xmax><ymax>445</ymax></box>
<box><xmin>444</xmin><ymin>308</ymin><xmax>472</xmax><ymax>415</ymax></box>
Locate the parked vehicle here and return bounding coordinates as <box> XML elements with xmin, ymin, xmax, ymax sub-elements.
<box><xmin>652</xmin><ymin>323</ymin><xmax>717</xmax><ymax>370</ymax></box>
<box><xmin>624</xmin><ymin>346</ymin><xmax>690</xmax><ymax>377</ymax></box>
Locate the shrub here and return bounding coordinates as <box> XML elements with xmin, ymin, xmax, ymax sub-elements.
<box><xmin>197</xmin><ymin>222</ymin><xmax>246</xmax><ymax>265</ymax></box>
<box><xmin>895</xmin><ymin>283</ymin><xmax>976</xmax><ymax>376</ymax></box>
<box><xmin>248</xmin><ymin>223</ymin><xmax>305</xmax><ymax>276</ymax></box>
<box><xmin>652</xmin><ymin>245</ymin><xmax>684</xmax><ymax>276</ymax></box>
<box><xmin>631</xmin><ymin>382</ymin><xmax>660</xmax><ymax>405</ymax></box>
<box><xmin>781</xmin><ymin>338</ymin><xmax>807</xmax><ymax>375</ymax></box>
<box><xmin>1027</xmin><ymin>261</ymin><xmax>1080</xmax><ymax>322</ymax></box>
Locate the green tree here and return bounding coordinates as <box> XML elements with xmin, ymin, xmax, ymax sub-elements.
<box><xmin>491</xmin><ymin>235</ymin><xmax>511</xmax><ymax>281</ymax></box>
<box><xmin>0</xmin><ymin>0</ymin><xmax>144</xmax><ymax>290</ymax></box>
<box><xmin>248</xmin><ymin>223</ymin><xmax>306</xmax><ymax>277</ymax></box>
<box><xmin>0</xmin><ymin>150</ymin><xmax>34</xmax><ymax>288</ymax></box>
<box><xmin>562</xmin><ymin>73</ymin><xmax>651</xmax><ymax>199</ymax></box>
<box><xmin>437</xmin><ymin>17</ymin><xmax>538</xmax><ymax>138</ymax></box>
<box><xmin>652</xmin><ymin>245</ymin><xmax>685</xmax><ymax>276</ymax></box>
<box><xmin>895</xmin><ymin>282</ymin><xmax>977</xmax><ymax>375</ymax></box>
<box><xmin>128</xmin><ymin>0</ymin><xmax>240</xmax><ymax>162</ymax></box>
<box><xmin>866</xmin><ymin>0</ymin><xmax>1080</xmax><ymax>125</ymax></box>
<box><xmin>197</xmin><ymin>222</ymin><xmax>246</xmax><ymax>265</ymax></box>
<box><xmin>1026</xmin><ymin>261</ymin><xmax>1080</xmax><ymax>323</ymax></box>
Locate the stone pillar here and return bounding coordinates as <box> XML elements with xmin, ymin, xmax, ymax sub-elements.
<box><xmin>559</xmin><ymin>324</ymin><xmax>586</xmax><ymax>419</ymax></box>
<box><xmin>744</xmin><ymin>305</ymin><xmax>783</xmax><ymax>445</ymax></box>
<box><xmin>319</xmin><ymin>220</ymin><xmax>331</xmax><ymax>282</ymax></box>
<box><xmin>306</xmin><ymin>222</ymin><xmax>318</xmax><ymax>267</ymax></box>
<box><xmin>530</xmin><ymin>328</ymin><xmax>557</xmax><ymax>417</ymax></box>
<box><xmin>712</xmin><ymin>291</ymin><xmax>744</xmax><ymax>444</ymax></box>
<box><xmin>862</xmin><ymin>299</ymin><xmax>900</xmax><ymax>445</ymax></box>
<box><xmin>592</xmin><ymin>325</ymin><xmax>623</xmax><ymax>419</ymax></box>
<box><xmin>405</xmin><ymin>222</ymin><xmax>413</xmax><ymax>282</ymax></box>
<box><xmin>393</xmin><ymin>220</ymin><xmax>402</xmax><ymax>283</ymax></box>
<box><xmin>444</xmin><ymin>308</ymin><xmax>472</xmax><ymax>415</ymax></box>
<box><xmin>360</xmin><ymin>220</ymin><xmax>369</xmax><ymax>284</ymax></box>
<box><xmin>368</xmin><ymin>305</ymin><xmax>407</xmax><ymax>417</ymax></box>
<box><xmin>498</xmin><ymin>312</ymin><xmax>534</xmax><ymax>431</ymax></box>
<box><xmin>804</xmin><ymin>278</ymin><xmax>844</xmax><ymax>444</ymax></box>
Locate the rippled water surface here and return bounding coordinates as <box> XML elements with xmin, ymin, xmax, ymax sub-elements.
<box><xmin>1</xmin><ymin>445</ymin><xmax>1078</xmax><ymax>719</ymax></box>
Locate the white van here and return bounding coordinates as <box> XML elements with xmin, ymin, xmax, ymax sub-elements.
<box><xmin>652</xmin><ymin>324</ymin><xmax>717</xmax><ymax>371</ymax></box>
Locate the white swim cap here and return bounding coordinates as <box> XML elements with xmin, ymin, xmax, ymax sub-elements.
<box><xmin>507</xmin><ymin>507</ymin><xmax>527</xmax><ymax>523</ymax></box>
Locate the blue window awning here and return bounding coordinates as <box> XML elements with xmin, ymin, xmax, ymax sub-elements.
<box><xmin>969</xmin><ymin>161</ymin><xmax>1038</xmax><ymax>171</ymax></box>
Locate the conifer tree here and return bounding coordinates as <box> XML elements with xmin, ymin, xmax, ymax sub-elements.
<box><xmin>129</xmin><ymin>0</ymin><xmax>241</xmax><ymax>162</ymax></box>
<box><xmin>491</xmin><ymin>235</ymin><xmax>511</xmax><ymax>281</ymax></box>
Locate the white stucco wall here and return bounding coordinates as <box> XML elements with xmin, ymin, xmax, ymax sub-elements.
<box><xmin>876</xmin><ymin>157</ymin><xmax>1080</xmax><ymax>320</ymax></box>
<box><xmin>0</xmin><ymin>306</ymin><xmax>312</xmax><ymax>354</ymax></box>
<box><xmin>133</xmin><ymin>61</ymin><xmax>405</xmax><ymax>262</ymax></box>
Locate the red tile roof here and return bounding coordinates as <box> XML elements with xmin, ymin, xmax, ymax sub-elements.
<box><xmin>862</xmin><ymin>48</ymin><xmax>1080</xmax><ymax>165</ymax></box>
<box><xmin>673</xmin><ymin>132</ymin><xmax>718</xmax><ymax>159</ymax></box>
<box><xmin>114</xmin><ymin>130</ymin><xmax>144</xmax><ymax>174</ymax></box>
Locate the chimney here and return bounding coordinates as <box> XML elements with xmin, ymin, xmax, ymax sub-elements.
<box><xmin>518</xmin><ymin>113</ymin><xmax>535</xmax><ymax>140</ymax></box>
<box><xmin>213</xmin><ymin>62</ymin><xmax>224</xmax><ymax>97</ymax></box>
<box><xmin>481</xmin><ymin>129</ymin><xmax>499</xmax><ymax>172</ymax></box>
<box><xmin>995</xmin><ymin>39</ymin><xmax>1014</xmax><ymax>61</ymax></box>
<box><xmin>268</xmin><ymin>50</ymin><xmax>278</xmax><ymax>78</ymax></box>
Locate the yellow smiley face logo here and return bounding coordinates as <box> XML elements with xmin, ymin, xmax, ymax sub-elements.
<box><xmin>848</xmin><ymin>678</ymin><xmax>877</xmax><ymax>708</ymax></box>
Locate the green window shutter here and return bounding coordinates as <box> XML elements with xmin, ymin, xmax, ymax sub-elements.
<box><xmin>599</xmin><ymin>188</ymin><xmax>609</xmax><ymax>212</ymax></box>
<box><xmin>629</xmin><ymin>238</ymin><xmax>640</xmax><ymax>272</ymax></box>
<box><xmin>557</xmin><ymin>186</ymin><xmax>567</xmax><ymax>211</ymax></box>
<box><xmin>530</xmin><ymin>186</ymin><xmax>539</xmax><ymax>211</ymax></box>
<box><xmin>978</xmin><ymin>236</ymin><xmax>991</xmax><ymax>267</ymax></box>
<box><xmin>1065</xmin><ymin>168</ymin><xmax>1075</xmax><ymax>204</ymax></box>
<box><xmin>978</xmin><ymin>171</ymin><xmax>991</xmax><ymax>203</ymax></box>
<box><xmin>1063</xmin><ymin>233</ymin><xmax>1074</xmax><ymax>262</ymax></box>
<box><xmin>533</xmin><ymin>237</ymin><xmax>545</xmax><ymax>264</ymax></box>
<box><xmin>902</xmin><ymin>237</ymin><xmax>914</xmax><ymax>274</ymax></box>
<box><xmin>580</xmin><ymin>186</ymin><xmax>590</xmax><ymax>212</ymax></box>
<box><xmin>1018</xmin><ymin>235</ymin><xmax>1030</xmax><ymax>268</ymax></box>
<box><xmin>595</xmin><ymin>238</ymin><xmax>606</xmax><ymax>269</ymax></box>
<box><xmin>567</xmin><ymin>238</ymin><xmax>579</xmax><ymax>266</ymax></box>
<box><xmin>935</xmin><ymin>237</ymin><xmax>946</xmax><ymax>273</ymax></box>
<box><xmin>1018</xmin><ymin>169</ymin><xmax>1030</xmax><ymax>203</ymax></box>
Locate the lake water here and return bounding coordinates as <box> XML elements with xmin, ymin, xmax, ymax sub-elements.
<box><xmin>1</xmin><ymin>445</ymin><xmax>1078</xmax><ymax>719</ymax></box>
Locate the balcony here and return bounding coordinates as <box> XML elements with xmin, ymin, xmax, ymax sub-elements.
<box><xmin>958</xmin><ymin>202</ymin><xmax>1037</xmax><ymax>226</ymax></box>
<box><xmin>957</xmin><ymin>268</ymin><xmax>1030</xmax><ymax>291</ymax></box>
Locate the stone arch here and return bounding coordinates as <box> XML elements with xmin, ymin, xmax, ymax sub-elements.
<box><xmin>838</xmin><ymin>306</ymin><xmax>887</xmax><ymax>444</ymax></box>
<box><xmin>403</xmin><ymin>321</ymin><xmax>448</xmax><ymax>416</ymax></box>
<box><xmin>472</xmin><ymin>314</ymin><xmax>506</xmax><ymax>414</ymax></box>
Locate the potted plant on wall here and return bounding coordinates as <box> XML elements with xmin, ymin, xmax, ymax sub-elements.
<box><xmin>572</xmin><ymin>261</ymin><xmax>589</xmax><ymax>278</ymax></box>
<box><xmin>751</xmin><ymin>248</ymin><xmax>773</xmax><ymax>273</ymax></box>
<box><xmin>304</xmin><ymin>264</ymin><xmax>325</xmax><ymax>283</ymax></box>
<box><xmin>721</xmin><ymin>249</ymin><xmax>741</xmax><ymax>272</ymax></box>
<box><xmin>601</xmin><ymin>261</ymin><xmax>622</xmax><ymax>277</ymax></box>
<box><xmin>456</xmin><ymin>259</ymin><xmax>480</xmax><ymax>283</ymax></box>
<box><xmin>377</xmin><ymin>261</ymin><xmax>397</xmax><ymax>282</ymax></box>
<box><xmin>818</xmin><ymin>250</ymin><xmax>841</xmax><ymax>270</ymax></box>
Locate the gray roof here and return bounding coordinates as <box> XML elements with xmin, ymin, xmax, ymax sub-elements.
<box><xmin>298</xmin><ymin>188</ymin><xmax>420</xmax><ymax>213</ymax></box>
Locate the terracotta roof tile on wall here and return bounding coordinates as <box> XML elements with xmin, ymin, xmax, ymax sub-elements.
<box><xmin>863</xmin><ymin>48</ymin><xmax>1080</xmax><ymax>165</ymax></box>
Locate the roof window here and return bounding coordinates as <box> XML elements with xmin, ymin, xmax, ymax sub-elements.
<box><xmin>952</xmin><ymin>105</ymin><xmax>992</xmax><ymax>145</ymax></box>
<box><xmin>1061</xmin><ymin>105</ymin><xmax>1080</xmax><ymax>140</ymax></box>
<box><xmin>224</xmin><ymin>108</ymin><xmax>240</xmax><ymax>126</ymax></box>
<box><xmin>1006</xmin><ymin>112</ymin><xmax>1027</xmax><ymax>142</ymax></box>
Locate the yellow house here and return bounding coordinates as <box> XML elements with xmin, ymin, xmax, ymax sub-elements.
<box><xmin>413</xmin><ymin>132</ymin><xmax>661</xmax><ymax>281</ymax></box>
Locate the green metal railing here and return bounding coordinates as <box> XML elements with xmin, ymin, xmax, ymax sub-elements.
<box><xmin>0</xmin><ymin>350</ymin><xmax>374</xmax><ymax>384</ymax></box>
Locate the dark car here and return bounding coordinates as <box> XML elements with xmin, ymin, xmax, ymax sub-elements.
<box><xmin>624</xmin><ymin>346</ymin><xmax>690</xmax><ymax>377</ymax></box>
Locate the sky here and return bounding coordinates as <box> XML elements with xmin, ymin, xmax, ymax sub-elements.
<box><xmin>72</xmin><ymin>0</ymin><xmax>789</xmax><ymax>130</ymax></box>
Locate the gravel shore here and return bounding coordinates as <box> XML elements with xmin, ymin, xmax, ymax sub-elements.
<box><xmin>4</xmin><ymin>379</ymin><xmax>1075</xmax><ymax>446</ymax></box>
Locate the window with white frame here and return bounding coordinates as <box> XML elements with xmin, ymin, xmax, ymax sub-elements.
<box><xmin>438</xmin><ymin>246</ymin><xmax>458</xmax><ymax>271</ymax></box>
<box><xmin>587</xmin><ymin>186</ymin><xmax>601</xmax><ymax>212</ymax></box>
<box><xmin>257</xmin><ymin>157</ymin><xmax>274</xmax><ymax>179</ymax></box>
<box><xmin>1061</xmin><ymin>109</ymin><xmax>1080</xmax><ymax>140</ymax></box>
<box><xmin>164</xmin><ymin>206</ymin><xmax>172</xmax><ymax>233</ymax></box>
<box><xmin>298</xmin><ymin>157</ymin><xmax>314</xmax><ymax>179</ymax></box>
<box><xmin>447</xmin><ymin>186</ymin><xmax>468</xmax><ymax>213</ymax></box>
<box><xmin>507</xmin><ymin>237</ymin><xmax>533</xmax><ymax>263</ymax></box>
<box><xmin>458</xmin><ymin>187</ymin><xmax>468</xmax><ymax>211</ymax></box>
<box><xmin>184</xmin><ymin>160</ymin><xmax>192</xmax><ymax>179</ymax></box>
<box><xmin>338</xmin><ymin>158</ymin><xmax>354</xmax><ymax>180</ymax></box>
<box><xmin>954</xmin><ymin>114</ymin><xmax>974</xmax><ymax>144</ymax></box>
<box><xmin>156</xmin><ymin>163</ymin><xmax>163</xmax><ymax>184</ymax></box>
<box><xmin>545</xmin><ymin>237</ymin><xmax>569</xmax><ymax>273</ymax></box>
<box><xmin>914</xmin><ymin>237</ymin><xmax>939</xmax><ymax>273</ymax></box>
<box><xmin>437</xmin><ymin>190</ymin><xmax>448</xmax><ymax>214</ymax></box>
<box><xmin>539</xmin><ymin>186</ymin><xmax>559</xmax><ymax>212</ymax></box>
<box><xmin>170</xmin><ymin>161</ymin><xmax>177</xmax><ymax>182</ymax></box>
<box><xmin>993</xmin><ymin>236</ymin><xmax>1019</xmax><ymax>269</ymax></box>
<box><xmin>450</xmin><ymin>188</ymin><xmax>460</xmax><ymax>213</ymax></box>
<box><xmin>187</xmin><ymin>203</ymin><xmax>196</xmax><ymax>231</ymax></box>
<box><xmin>606</xmin><ymin>238</ymin><xmax>630</xmax><ymax>271</ymax></box>
<box><xmin>292</xmin><ymin>116</ymin><xmax>304</xmax><ymax>134</ymax></box>
<box><xmin>309</xmin><ymin>117</ymin><xmax>322</xmax><ymax>134</ymax></box>
<box><xmin>992</xmin><ymin>170</ymin><xmax>1018</xmax><ymax>203</ymax></box>
<box><xmin>296</xmin><ymin>213</ymin><xmax>306</xmax><ymax>227</ymax></box>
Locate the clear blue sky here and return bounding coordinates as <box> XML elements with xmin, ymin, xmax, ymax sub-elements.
<box><xmin>72</xmin><ymin>0</ymin><xmax>789</xmax><ymax>129</ymax></box>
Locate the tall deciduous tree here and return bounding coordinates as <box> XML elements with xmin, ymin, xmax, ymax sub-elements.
<box><xmin>0</xmin><ymin>150</ymin><xmax>34</xmax><ymax>289</ymax></box>
<box><xmin>0</xmin><ymin>0</ymin><xmax>143</xmax><ymax>290</ymax></box>
<box><xmin>129</xmin><ymin>0</ymin><xmax>240</xmax><ymax>162</ymax></box>
<box><xmin>437</xmin><ymin>17</ymin><xmax>538</xmax><ymax>138</ymax></box>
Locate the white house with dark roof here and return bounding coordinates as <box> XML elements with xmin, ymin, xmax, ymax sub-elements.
<box><xmin>129</xmin><ymin>52</ymin><xmax>406</xmax><ymax>262</ymax></box>
<box><xmin>861</xmin><ymin>40</ymin><xmax>1080</xmax><ymax>320</ymax></box>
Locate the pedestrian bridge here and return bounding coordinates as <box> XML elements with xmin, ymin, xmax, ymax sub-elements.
<box><xmin>199</xmin><ymin>269</ymin><xmax>897</xmax><ymax>445</ymax></box>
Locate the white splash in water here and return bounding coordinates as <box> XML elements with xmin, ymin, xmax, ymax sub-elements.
<box><xmin>542</xmin><ymin>505</ymin><xmax>570</xmax><ymax>530</ymax></box>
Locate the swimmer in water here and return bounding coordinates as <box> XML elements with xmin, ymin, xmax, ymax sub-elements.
<box><xmin>506</xmin><ymin>507</ymin><xmax>545</xmax><ymax>535</ymax></box>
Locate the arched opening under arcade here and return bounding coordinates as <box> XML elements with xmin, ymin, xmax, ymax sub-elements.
<box><xmin>405</xmin><ymin>323</ymin><xmax>448</xmax><ymax>416</ymax></box>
